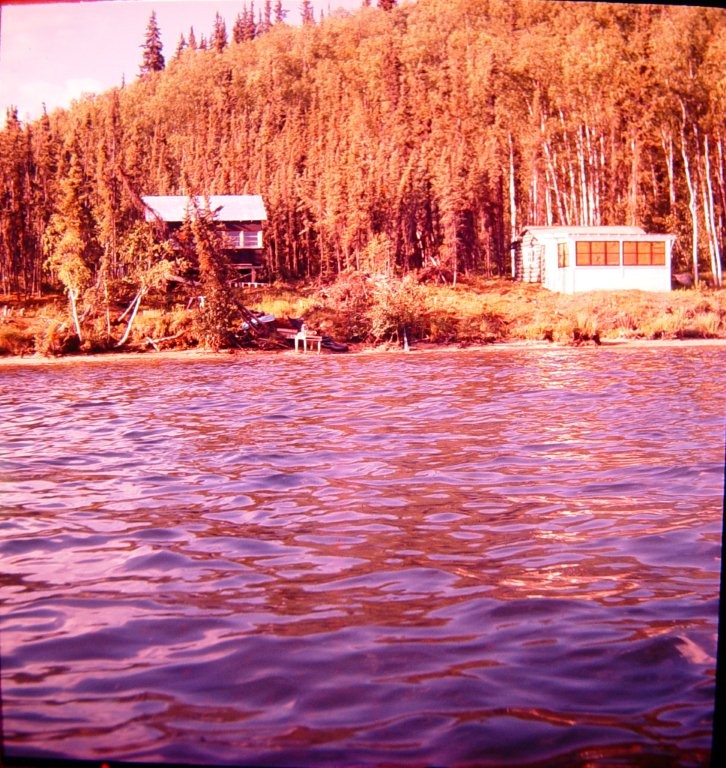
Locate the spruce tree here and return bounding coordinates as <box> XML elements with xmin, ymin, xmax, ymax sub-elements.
<box><xmin>274</xmin><ymin>1</ymin><xmax>287</xmax><ymax>24</ymax></box>
<box><xmin>212</xmin><ymin>12</ymin><xmax>228</xmax><ymax>52</ymax></box>
<box><xmin>189</xmin><ymin>201</ymin><xmax>234</xmax><ymax>351</ymax></box>
<box><xmin>174</xmin><ymin>33</ymin><xmax>186</xmax><ymax>60</ymax></box>
<box><xmin>233</xmin><ymin>5</ymin><xmax>256</xmax><ymax>43</ymax></box>
<box><xmin>301</xmin><ymin>1</ymin><xmax>315</xmax><ymax>25</ymax></box>
<box><xmin>259</xmin><ymin>0</ymin><xmax>273</xmax><ymax>34</ymax></box>
<box><xmin>233</xmin><ymin>12</ymin><xmax>245</xmax><ymax>44</ymax></box>
<box><xmin>140</xmin><ymin>11</ymin><xmax>165</xmax><ymax>76</ymax></box>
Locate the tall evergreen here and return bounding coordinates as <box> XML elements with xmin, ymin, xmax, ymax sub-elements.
<box><xmin>0</xmin><ymin>109</ymin><xmax>27</xmax><ymax>294</ymax></box>
<box><xmin>189</xmin><ymin>201</ymin><xmax>234</xmax><ymax>351</ymax></box>
<box><xmin>301</xmin><ymin>1</ymin><xmax>315</xmax><ymax>25</ymax></box>
<box><xmin>274</xmin><ymin>0</ymin><xmax>287</xmax><ymax>24</ymax></box>
<box><xmin>174</xmin><ymin>33</ymin><xmax>186</xmax><ymax>60</ymax></box>
<box><xmin>212</xmin><ymin>12</ymin><xmax>228</xmax><ymax>52</ymax></box>
<box><xmin>140</xmin><ymin>11</ymin><xmax>165</xmax><ymax>76</ymax></box>
<box><xmin>259</xmin><ymin>0</ymin><xmax>273</xmax><ymax>34</ymax></box>
<box><xmin>233</xmin><ymin>4</ymin><xmax>256</xmax><ymax>43</ymax></box>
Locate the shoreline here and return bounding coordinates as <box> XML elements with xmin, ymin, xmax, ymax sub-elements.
<box><xmin>2</xmin><ymin>336</ymin><xmax>725</xmax><ymax>367</ymax></box>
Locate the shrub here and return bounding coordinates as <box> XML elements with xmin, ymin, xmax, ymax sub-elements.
<box><xmin>427</xmin><ymin>312</ymin><xmax>460</xmax><ymax>343</ymax></box>
<box><xmin>318</xmin><ymin>270</ymin><xmax>372</xmax><ymax>341</ymax></box>
<box><xmin>368</xmin><ymin>275</ymin><xmax>428</xmax><ymax>343</ymax></box>
<box><xmin>0</xmin><ymin>325</ymin><xmax>34</xmax><ymax>356</ymax></box>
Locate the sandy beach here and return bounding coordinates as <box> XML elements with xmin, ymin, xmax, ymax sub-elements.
<box><xmin>2</xmin><ymin>336</ymin><xmax>725</xmax><ymax>368</ymax></box>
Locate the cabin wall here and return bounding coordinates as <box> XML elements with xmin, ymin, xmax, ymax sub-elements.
<box><xmin>542</xmin><ymin>243</ymin><xmax>571</xmax><ymax>293</ymax></box>
<box><xmin>570</xmin><ymin>265</ymin><xmax>671</xmax><ymax>293</ymax></box>
<box><xmin>513</xmin><ymin>239</ymin><xmax>544</xmax><ymax>283</ymax></box>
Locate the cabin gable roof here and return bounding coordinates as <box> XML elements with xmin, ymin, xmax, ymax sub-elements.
<box><xmin>142</xmin><ymin>195</ymin><xmax>267</xmax><ymax>223</ymax></box>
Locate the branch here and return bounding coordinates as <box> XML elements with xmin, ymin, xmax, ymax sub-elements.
<box><xmin>143</xmin><ymin>330</ymin><xmax>185</xmax><ymax>351</ymax></box>
<box><xmin>115</xmin><ymin>287</ymin><xmax>147</xmax><ymax>347</ymax></box>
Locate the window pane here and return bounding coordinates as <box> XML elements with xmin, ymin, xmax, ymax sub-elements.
<box><xmin>242</xmin><ymin>231</ymin><xmax>260</xmax><ymax>248</ymax></box>
<box><xmin>606</xmin><ymin>241</ymin><xmax>620</xmax><ymax>265</ymax></box>
<box><xmin>623</xmin><ymin>242</ymin><xmax>637</xmax><ymax>265</ymax></box>
<box><xmin>558</xmin><ymin>243</ymin><xmax>569</xmax><ymax>268</ymax></box>
<box><xmin>652</xmin><ymin>241</ymin><xmax>666</xmax><ymax>265</ymax></box>
<box><xmin>576</xmin><ymin>242</ymin><xmax>591</xmax><ymax>266</ymax></box>
<box><xmin>637</xmin><ymin>242</ymin><xmax>651</xmax><ymax>265</ymax></box>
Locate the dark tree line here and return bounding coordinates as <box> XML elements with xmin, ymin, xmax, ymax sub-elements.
<box><xmin>1</xmin><ymin>0</ymin><xmax>724</xmax><ymax>301</ymax></box>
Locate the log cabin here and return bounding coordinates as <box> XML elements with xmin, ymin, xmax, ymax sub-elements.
<box><xmin>512</xmin><ymin>226</ymin><xmax>676</xmax><ymax>293</ymax></box>
<box><xmin>142</xmin><ymin>195</ymin><xmax>267</xmax><ymax>283</ymax></box>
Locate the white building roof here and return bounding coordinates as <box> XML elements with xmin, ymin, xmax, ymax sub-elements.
<box><xmin>142</xmin><ymin>195</ymin><xmax>267</xmax><ymax>223</ymax></box>
<box><xmin>523</xmin><ymin>226</ymin><xmax>646</xmax><ymax>239</ymax></box>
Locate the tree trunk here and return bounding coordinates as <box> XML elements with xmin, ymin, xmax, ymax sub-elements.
<box><xmin>629</xmin><ymin>134</ymin><xmax>639</xmax><ymax>226</ymax></box>
<box><xmin>679</xmin><ymin>99</ymin><xmax>699</xmax><ymax>285</ymax></box>
<box><xmin>116</xmin><ymin>288</ymin><xmax>146</xmax><ymax>347</ymax></box>
<box><xmin>69</xmin><ymin>288</ymin><xmax>82</xmax><ymax>342</ymax></box>
<box><xmin>508</xmin><ymin>134</ymin><xmax>517</xmax><ymax>243</ymax></box>
<box><xmin>701</xmin><ymin>134</ymin><xmax>722</xmax><ymax>287</ymax></box>
<box><xmin>660</xmin><ymin>128</ymin><xmax>676</xmax><ymax>211</ymax></box>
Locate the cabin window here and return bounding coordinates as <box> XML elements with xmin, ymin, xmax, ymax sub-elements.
<box><xmin>242</xmin><ymin>230</ymin><xmax>261</xmax><ymax>249</ymax></box>
<box><xmin>623</xmin><ymin>241</ymin><xmax>666</xmax><ymax>266</ymax></box>
<box><xmin>557</xmin><ymin>242</ymin><xmax>569</xmax><ymax>268</ymax></box>
<box><xmin>575</xmin><ymin>241</ymin><xmax>620</xmax><ymax>266</ymax></box>
<box><xmin>222</xmin><ymin>231</ymin><xmax>239</xmax><ymax>248</ymax></box>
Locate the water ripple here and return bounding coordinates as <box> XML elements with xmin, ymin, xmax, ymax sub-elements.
<box><xmin>0</xmin><ymin>346</ymin><xmax>722</xmax><ymax>766</ymax></box>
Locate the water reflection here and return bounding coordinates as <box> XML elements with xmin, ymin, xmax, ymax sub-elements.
<box><xmin>0</xmin><ymin>346</ymin><xmax>723</xmax><ymax>767</ymax></box>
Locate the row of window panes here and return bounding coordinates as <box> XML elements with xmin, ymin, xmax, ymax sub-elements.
<box><xmin>223</xmin><ymin>231</ymin><xmax>262</xmax><ymax>248</ymax></box>
<box><xmin>623</xmin><ymin>241</ymin><xmax>666</xmax><ymax>265</ymax></box>
<box><xmin>575</xmin><ymin>241</ymin><xmax>620</xmax><ymax>266</ymax></box>
<box><xmin>562</xmin><ymin>241</ymin><xmax>667</xmax><ymax>267</ymax></box>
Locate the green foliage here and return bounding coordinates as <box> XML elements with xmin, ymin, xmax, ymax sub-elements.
<box><xmin>190</xmin><ymin>206</ymin><xmax>235</xmax><ymax>350</ymax></box>
<box><xmin>43</xmin><ymin>227</ymin><xmax>91</xmax><ymax>293</ymax></box>
<box><xmin>212</xmin><ymin>13</ymin><xmax>228</xmax><ymax>52</ymax></box>
<box><xmin>140</xmin><ymin>12</ymin><xmax>165</xmax><ymax>76</ymax></box>
<box><xmin>117</xmin><ymin>222</ymin><xmax>178</xmax><ymax>288</ymax></box>
<box><xmin>0</xmin><ymin>0</ymin><xmax>724</xmax><ymax>298</ymax></box>
<box><xmin>0</xmin><ymin>325</ymin><xmax>33</xmax><ymax>356</ymax></box>
<box><xmin>319</xmin><ymin>270</ymin><xmax>372</xmax><ymax>341</ymax></box>
<box><xmin>368</xmin><ymin>275</ymin><xmax>428</xmax><ymax>343</ymax></box>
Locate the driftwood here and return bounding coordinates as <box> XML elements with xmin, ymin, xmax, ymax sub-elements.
<box><xmin>143</xmin><ymin>330</ymin><xmax>186</xmax><ymax>351</ymax></box>
<box><xmin>116</xmin><ymin>288</ymin><xmax>147</xmax><ymax>347</ymax></box>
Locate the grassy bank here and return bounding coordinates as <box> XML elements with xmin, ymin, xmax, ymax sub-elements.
<box><xmin>1</xmin><ymin>274</ymin><xmax>725</xmax><ymax>358</ymax></box>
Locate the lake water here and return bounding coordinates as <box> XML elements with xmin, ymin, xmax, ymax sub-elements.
<box><xmin>1</xmin><ymin>344</ymin><xmax>723</xmax><ymax>767</ymax></box>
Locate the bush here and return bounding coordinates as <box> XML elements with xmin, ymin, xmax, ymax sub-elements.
<box><xmin>368</xmin><ymin>275</ymin><xmax>428</xmax><ymax>343</ymax></box>
<box><xmin>318</xmin><ymin>270</ymin><xmax>372</xmax><ymax>341</ymax></box>
<box><xmin>33</xmin><ymin>319</ymin><xmax>63</xmax><ymax>356</ymax></box>
<box><xmin>0</xmin><ymin>325</ymin><xmax>34</xmax><ymax>356</ymax></box>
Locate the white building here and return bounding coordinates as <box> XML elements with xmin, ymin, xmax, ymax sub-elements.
<box><xmin>513</xmin><ymin>226</ymin><xmax>675</xmax><ymax>293</ymax></box>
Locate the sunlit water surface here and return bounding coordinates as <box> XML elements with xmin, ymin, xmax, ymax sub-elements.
<box><xmin>1</xmin><ymin>345</ymin><xmax>723</xmax><ymax>767</ymax></box>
